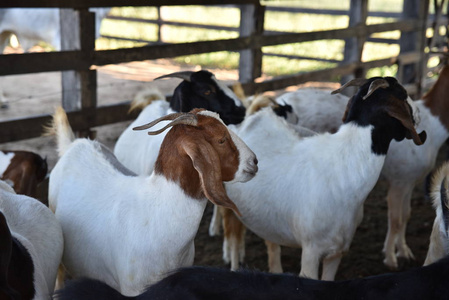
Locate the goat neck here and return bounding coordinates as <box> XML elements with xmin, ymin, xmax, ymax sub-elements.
<box><xmin>422</xmin><ymin>65</ymin><xmax>449</xmax><ymax>131</ymax></box>
<box><xmin>342</xmin><ymin>77</ymin><xmax>426</xmax><ymax>155</ymax></box>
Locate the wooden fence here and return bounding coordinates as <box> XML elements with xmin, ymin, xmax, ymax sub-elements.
<box><xmin>0</xmin><ymin>0</ymin><xmax>443</xmax><ymax>143</ymax></box>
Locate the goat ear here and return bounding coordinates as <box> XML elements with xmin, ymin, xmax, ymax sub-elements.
<box><xmin>386</xmin><ymin>103</ymin><xmax>426</xmax><ymax>145</ymax></box>
<box><xmin>183</xmin><ymin>141</ymin><xmax>241</xmax><ymax>217</ymax></box>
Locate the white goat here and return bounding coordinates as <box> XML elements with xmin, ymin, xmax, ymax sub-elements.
<box><xmin>0</xmin><ymin>8</ymin><xmax>109</xmax><ymax>52</ymax></box>
<box><xmin>220</xmin><ymin>77</ymin><xmax>426</xmax><ymax>280</ymax></box>
<box><xmin>48</xmin><ymin>107</ymin><xmax>258</xmax><ymax>296</ymax></box>
<box><xmin>274</xmin><ymin>68</ymin><xmax>449</xmax><ymax>269</ymax></box>
<box><xmin>0</xmin><ymin>180</ymin><xmax>63</xmax><ymax>299</ymax></box>
<box><xmin>424</xmin><ymin>161</ymin><xmax>449</xmax><ymax>266</ymax></box>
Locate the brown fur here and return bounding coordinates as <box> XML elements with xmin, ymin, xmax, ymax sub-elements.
<box><xmin>154</xmin><ymin>109</ymin><xmax>241</xmax><ymax>215</ymax></box>
<box><xmin>1</xmin><ymin>151</ymin><xmax>47</xmax><ymax>200</ymax></box>
<box><xmin>422</xmin><ymin>65</ymin><xmax>449</xmax><ymax>131</ymax></box>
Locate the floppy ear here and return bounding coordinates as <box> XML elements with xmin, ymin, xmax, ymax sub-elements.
<box><xmin>183</xmin><ymin>140</ymin><xmax>241</xmax><ymax>216</ymax></box>
<box><xmin>386</xmin><ymin>102</ymin><xmax>427</xmax><ymax>145</ymax></box>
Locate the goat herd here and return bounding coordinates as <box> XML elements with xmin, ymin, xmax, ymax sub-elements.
<box><xmin>1</xmin><ymin>64</ymin><xmax>449</xmax><ymax>300</ymax></box>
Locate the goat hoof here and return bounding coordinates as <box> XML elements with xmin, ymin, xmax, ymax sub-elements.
<box><xmin>383</xmin><ymin>257</ymin><xmax>398</xmax><ymax>270</ymax></box>
<box><xmin>396</xmin><ymin>246</ymin><xmax>415</xmax><ymax>260</ymax></box>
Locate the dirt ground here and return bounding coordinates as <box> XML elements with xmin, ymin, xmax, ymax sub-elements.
<box><xmin>0</xmin><ymin>57</ymin><xmax>442</xmax><ymax>281</ymax></box>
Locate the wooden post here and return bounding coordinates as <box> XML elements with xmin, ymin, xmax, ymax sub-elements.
<box><xmin>398</xmin><ymin>0</ymin><xmax>429</xmax><ymax>97</ymax></box>
<box><xmin>60</xmin><ymin>8</ymin><xmax>97</xmax><ymax>137</ymax></box>
<box><xmin>157</xmin><ymin>6</ymin><xmax>162</xmax><ymax>44</ymax></box>
<box><xmin>238</xmin><ymin>3</ymin><xmax>264</xmax><ymax>85</ymax></box>
<box><xmin>341</xmin><ymin>0</ymin><xmax>368</xmax><ymax>96</ymax></box>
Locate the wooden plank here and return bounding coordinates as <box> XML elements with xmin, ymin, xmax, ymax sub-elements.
<box><xmin>0</xmin><ymin>102</ymin><xmax>138</xmax><ymax>143</ymax></box>
<box><xmin>105</xmin><ymin>15</ymin><xmax>240</xmax><ymax>32</ymax></box>
<box><xmin>0</xmin><ymin>0</ymin><xmax>258</xmax><ymax>8</ymax></box>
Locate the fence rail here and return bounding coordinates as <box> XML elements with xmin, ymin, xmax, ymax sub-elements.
<box><xmin>0</xmin><ymin>0</ymin><xmax>441</xmax><ymax>143</ymax></box>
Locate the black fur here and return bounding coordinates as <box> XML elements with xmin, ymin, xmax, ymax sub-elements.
<box><xmin>343</xmin><ymin>77</ymin><xmax>417</xmax><ymax>155</ymax></box>
<box><xmin>170</xmin><ymin>70</ymin><xmax>246</xmax><ymax>125</ymax></box>
<box><xmin>273</xmin><ymin>103</ymin><xmax>294</xmax><ymax>120</ymax></box>
<box><xmin>0</xmin><ymin>211</ymin><xmax>31</xmax><ymax>300</ymax></box>
<box><xmin>54</xmin><ymin>256</ymin><xmax>449</xmax><ymax>300</ymax></box>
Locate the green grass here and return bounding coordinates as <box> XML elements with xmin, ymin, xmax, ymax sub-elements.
<box><xmin>96</xmin><ymin>1</ymin><xmax>419</xmax><ymax>81</ymax></box>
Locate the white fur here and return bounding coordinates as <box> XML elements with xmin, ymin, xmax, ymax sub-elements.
<box><xmin>0</xmin><ymin>151</ymin><xmax>14</xmax><ymax>176</ymax></box>
<box><xmin>114</xmin><ymin>100</ymin><xmax>170</xmax><ymax>175</ymax></box>
<box><xmin>0</xmin><ymin>180</ymin><xmax>63</xmax><ymax>300</ymax></box>
<box><xmin>224</xmin><ymin>108</ymin><xmax>387</xmax><ymax>280</ymax></box>
<box><xmin>49</xmin><ymin>109</ymin><xmax>256</xmax><ymax>296</ymax></box>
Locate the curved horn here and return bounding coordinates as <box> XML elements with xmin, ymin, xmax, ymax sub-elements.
<box><xmin>331</xmin><ymin>78</ymin><xmax>368</xmax><ymax>95</ymax></box>
<box><xmin>153</xmin><ymin>71</ymin><xmax>194</xmax><ymax>82</ymax></box>
<box><xmin>133</xmin><ymin>113</ymin><xmax>198</xmax><ymax>136</ymax></box>
<box><xmin>133</xmin><ymin>112</ymin><xmax>184</xmax><ymax>131</ymax></box>
<box><xmin>363</xmin><ymin>79</ymin><xmax>390</xmax><ymax>100</ymax></box>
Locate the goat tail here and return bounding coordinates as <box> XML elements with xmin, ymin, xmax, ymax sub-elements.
<box><xmin>44</xmin><ymin>107</ymin><xmax>75</xmax><ymax>158</ymax></box>
<box><xmin>430</xmin><ymin>162</ymin><xmax>449</xmax><ymax>212</ymax></box>
<box><xmin>54</xmin><ymin>278</ymin><xmax>136</xmax><ymax>300</ymax></box>
<box><xmin>129</xmin><ymin>87</ymin><xmax>165</xmax><ymax>114</ymax></box>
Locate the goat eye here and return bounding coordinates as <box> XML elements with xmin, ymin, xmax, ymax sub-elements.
<box><xmin>218</xmin><ymin>137</ymin><xmax>226</xmax><ymax>144</ymax></box>
<box><xmin>204</xmin><ymin>90</ymin><xmax>211</xmax><ymax>96</ymax></box>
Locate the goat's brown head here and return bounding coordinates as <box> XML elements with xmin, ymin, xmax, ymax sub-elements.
<box><xmin>133</xmin><ymin>109</ymin><xmax>258</xmax><ymax>216</ymax></box>
<box><xmin>332</xmin><ymin>77</ymin><xmax>426</xmax><ymax>155</ymax></box>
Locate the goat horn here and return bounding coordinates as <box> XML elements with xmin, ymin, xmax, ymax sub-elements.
<box><xmin>331</xmin><ymin>78</ymin><xmax>368</xmax><ymax>95</ymax></box>
<box><xmin>153</xmin><ymin>71</ymin><xmax>194</xmax><ymax>82</ymax></box>
<box><xmin>133</xmin><ymin>113</ymin><xmax>198</xmax><ymax>136</ymax></box>
<box><xmin>133</xmin><ymin>112</ymin><xmax>184</xmax><ymax>131</ymax></box>
<box><xmin>362</xmin><ymin>79</ymin><xmax>390</xmax><ymax>100</ymax></box>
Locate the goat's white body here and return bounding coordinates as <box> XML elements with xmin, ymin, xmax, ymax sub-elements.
<box><xmin>0</xmin><ymin>8</ymin><xmax>109</xmax><ymax>52</ymax></box>
<box><xmin>280</xmin><ymin>88</ymin><xmax>449</xmax><ymax>267</ymax></box>
<box><xmin>49</xmin><ymin>139</ymin><xmax>208</xmax><ymax>296</ymax></box>
<box><xmin>0</xmin><ymin>181</ymin><xmax>63</xmax><ymax>300</ymax></box>
<box><xmin>226</xmin><ymin>109</ymin><xmax>385</xmax><ymax>279</ymax></box>
<box><xmin>114</xmin><ymin>100</ymin><xmax>174</xmax><ymax>175</ymax></box>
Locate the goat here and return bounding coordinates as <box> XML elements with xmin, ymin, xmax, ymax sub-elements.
<box><xmin>0</xmin><ymin>150</ymin><xmax>47</xmax><ymax>200</ymax></box>
<box><xmin>217</xmin><ymin>77</ymin><xmax>426</xmax><ymax>280</ymax></box>
<box><xmin>114</xmin><ymin>70</ymin><xmax>246</xmax><ymax>175</ymax></box>
<box><xmin>48</xmin><ymin>107</ymin><xmax>258</xmax><ymax>296</ymax></box>
<box><xmin>0</xmin><ymin>180</ymin><xmax>63</xmax><ymax>300</ymax></box>
<box><xmin>0</xmin><ymin>8</ymin><xmax>109</xmax><ymax>52</ymax></box>
<box><xmin>424</xmin><ymin>161</ymin><xmax>449</xmax><ymax>265</ymax></box>
<box><xmin>55</xmin><ymin>254</ymin><xmax>449</xmax><ymax>300</ymax></box>
<box><xmin>269</xmin><ymin>65</ymin><xmax>449</xmax><ymax>269</ymax></box>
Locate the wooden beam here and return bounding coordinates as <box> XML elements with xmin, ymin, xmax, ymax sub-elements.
<box><xmin>0</xmin><ymin>0</ymin><xmax>258</xmax><ymax>8</ymax></box>
<box><xmin>0</xmin><ymin>102</ymin><xmax>138</xmax><ymax>143</ymax></box>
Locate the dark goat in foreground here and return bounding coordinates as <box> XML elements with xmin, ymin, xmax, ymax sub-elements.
<box><xmin>55</xmin><ymin>255</ymin><xmax>449</xmax><ymax>300</ymax></box>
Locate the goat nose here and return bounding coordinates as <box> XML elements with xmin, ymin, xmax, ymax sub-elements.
<box><xmin>254</xmin><ymin>158</ymin><xmax>258</xmax><ymax>166</ymax></box>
